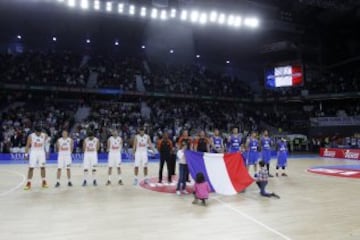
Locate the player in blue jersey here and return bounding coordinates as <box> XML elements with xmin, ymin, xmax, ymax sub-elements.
<box><xmin>261</xmin><ymin>130</ymin><xmax>273</xmax><ymax>177</ymax></box>
<box><xmin>227</xmin><ymin>127</ymin><xmax>242</xmax><ymax>153</ymax></box>
<box><xmin>276</xmin><ymin>138</ymin><xmax>288</xmax><ymax>177</ymax></box>
<box><xmin>246</xmin><ymin>131</ymin><xmax>259</xmax><ymax>173</ymax></box>
<box><xmin>210</xmin><ymin>129</ymin><xmax>224</xmax><ymax>153</ymax></box>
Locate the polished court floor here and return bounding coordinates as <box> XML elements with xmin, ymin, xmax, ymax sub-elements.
<box><xmin>0</xmin><ymin>156</ymin><xmax>359</xmax><ymax>240</ymax></box>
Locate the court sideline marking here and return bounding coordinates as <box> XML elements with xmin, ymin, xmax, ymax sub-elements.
<box><xmin>0</xmin><ymin>170</ymin><xmax>26</xmax><ymax>197</ymax></box>
<box><xmin>214</xmin><ymin>197</ymin><xmax>292</xmax><ymax>240</ymax></box>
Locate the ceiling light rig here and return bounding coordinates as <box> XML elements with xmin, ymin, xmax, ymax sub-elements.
<box><xmin>55</xmin><ymin>1</ymin><xmax>260</xmax><ymax>30</ymax></box>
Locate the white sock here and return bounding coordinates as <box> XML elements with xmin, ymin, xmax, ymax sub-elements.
<box><xmin>84</xmin><ymin>171</ymin><xmax>89</xmax><ymax>181</ymax></box>
<box><xmin>118</xmin><ymin>174</ymin><xmax>122</xmax><ymax>181</ymax></box>
<box><xmin>108</xmin><ymin>175</ymin><xmax>111</xmax><ymax>181</ymax></box>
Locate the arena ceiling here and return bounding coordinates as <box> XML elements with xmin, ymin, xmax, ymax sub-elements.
<box><xmin>0</xmin><ymin>0</ymin><xmax>359</xmax><ymax>65</ymax></box>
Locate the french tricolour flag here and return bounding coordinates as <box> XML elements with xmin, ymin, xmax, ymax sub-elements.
<box><xmin>266</xmin><ymin>65</ymin><xmax>303</xmax><ymax>88</ymax></box>
<box><xmin>185</xmin><ymin>151</ymin><xmax>254</xmax><ymax>195</ymax></box>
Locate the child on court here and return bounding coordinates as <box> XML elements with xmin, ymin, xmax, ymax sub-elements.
<box><xmin>256</xmin><ymin>161</ymin><xmax>280</xmax><ymax>198</ymax></box>
<box><xmin>192</xmin><ymin>172</ymin><xmax>211</xmax><ymax>206</ymax></box>
<box><xmin>176</xmin><ymin>141</ymin><xmax>188</xmax><ymax>195</ymax></box>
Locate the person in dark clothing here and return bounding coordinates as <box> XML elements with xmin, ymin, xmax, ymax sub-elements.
<box><xmin>194</xmin><ymin>130</ymin><xmax>210</xmax><ymax>152</ymax></box>
<box><xmin>157</xmin><ymin>132</ymin><xmax>174</xmax><ymax>183</ymax></box>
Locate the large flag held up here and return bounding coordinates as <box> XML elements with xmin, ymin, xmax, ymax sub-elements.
<box><xmin>185</xmin><ymin>151</ymin><xmax>254</xmax><ymax>195</ymax></box>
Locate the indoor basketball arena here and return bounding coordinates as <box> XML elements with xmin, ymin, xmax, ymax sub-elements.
<box><xmin>0</xmin><ymin>0</ymin><xmax>360</xmax><ymax>239</ymax></box>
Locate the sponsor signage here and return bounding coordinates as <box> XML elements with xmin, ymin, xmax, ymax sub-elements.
<box><xmin>319</xmin><ymin>148</ymin><xmax>360</xmax><ymax>160</ymax></box>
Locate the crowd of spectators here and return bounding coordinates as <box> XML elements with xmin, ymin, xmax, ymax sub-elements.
<box><xmin>0</xmin><ymin>51</ymin><xmax>89</xmax><ymax>86</ymax></box>
<box><xmin>1</xmin><ymin>51</ymin><xmax>359</xmax><ymax>99</ymax></box>
<box><xmin>0</xmin><ymin>94</ymin><xmax>76</xmax><ymax>153</ymax></box>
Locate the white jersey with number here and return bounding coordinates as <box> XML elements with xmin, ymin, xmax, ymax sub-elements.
<box><xmin>58</xmin><ymin>137</ymin><xmax>72</xmax><ymax>155</ymax></box>
<box><xmin>135</xmin><ymin>134</ymin><xmax>149</xmax><ymax>152</ymax></box>
<box><xmin>109</xmin><ymin>136</ymin><xmax>122</xmax><ymax>153</ymax></box>
<box><xmin>84</xmin><ymin>137</ymin><xmax>99</xmax><ymax>153</ymax></box>
<box><xmin>30</xmin><ymin>133</ymin><xmax>47</xmax><ymax>153</ymax></box>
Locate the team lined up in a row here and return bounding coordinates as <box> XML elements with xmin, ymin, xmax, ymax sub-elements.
<box><xmin>22</xmin><ymin>126</ymin><xmax>288</xmax><ymax>190</ymax></box>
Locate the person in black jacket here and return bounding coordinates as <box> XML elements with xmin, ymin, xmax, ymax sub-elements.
<box><xmin>157</xmin><ymin>132</ymin><xmax>174</xmax><ymax>184</ymax></box>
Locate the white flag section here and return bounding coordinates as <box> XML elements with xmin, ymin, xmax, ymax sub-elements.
<box><xmin>203</xmin><ymin>153</ymin><xmax>238</xmax><ymax>195</ymax></box>
<box><xmin>274</xmin><ymin>66</ymin><xmax>292</xmax><ymax>87</ymax></box>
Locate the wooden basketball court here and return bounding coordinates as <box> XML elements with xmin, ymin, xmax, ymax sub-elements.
<box><xmin>0</xmin><ymin>156</ymin><xmax>359</xmax><ymax>240</ymax></box>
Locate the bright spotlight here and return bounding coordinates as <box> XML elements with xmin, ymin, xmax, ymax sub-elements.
<box><xmin>180</xmin><ymin>10</ymin><xmax>188</xmax><ymax>21</ymax></box>
<box><xmin>160</xmin><ymin>10</ymin><xmax>167</xmax><ymax>20</ymax></box>
<box><xmin>234</xmin><ymin>16</ymin><xmax>242</xmax><ymax>27</ymax></box>
<box><xmin>94</xmin><ymin>0</ymin><xmax>100</xmax><ymax>10</ymax></box>
<box><xmin>17</xmin><ymin>35</ymin><xmax>22</xmax><ymax>40</ymax></box>
<box><xmin>196</xmin><ymin>54</ymin><xmax>200</xmax><ymax>58</ymax></box>
<box><xmin>106</xmin><ymin>2</ymin><xmax>112</xmax><ymax>12</ymax></box>
<box><xmin>169</xmin><ymin>49</ymin><xmax>174</xmax><ymax>54</ymax></box>
<box><xmin>129</xmin><ymin>5</ymin><xmax>135</xmax><ymax>15</ymax></box>
<box><xmin>140</xmin><ymin>7</ymin><xmax>147</xmax><ymax>17</ymax></box>
<box><xmin>244</xmin><ymin>17</ymin><xmax>259</xmax><ymax>28</ymax></box>
<box><xmin>209</xmin><ymin>11</ymin><xmax>218</xmax><ymax>22</ymax></box>
<box><xmin>226</xmin><ymin>60</ymin><xmax>230</xmax><ymax>64</ymax></box>
<box><xmin>52</xmin><ymin>36</ymin><xmax>57</xmax><ymax>42</ymax></box>
<box><xmin>118</xmin><ymin>3</ymin><xmax>124</xmax><ymax>13</ymax></box>
<box><xmin>67</xmin><ymin>0</ymin><xmax>75</xmax><ymax>8</ymax></box>
<box><xmin>218</xmin><ymin>13</ymin><xmax>225</xmax><ymax>25</ymax></box>
<box><xmin>80</xmin><ymin>0</ymin><xmax>88</xmax><ymax>9</ymax></box>
<box><xmin>151</xmin><ymin>8</ymin><xmax>158</xmax><ymax>19</ymax></box>
<box><xmin>141</xmin><ymin>45</ymin><xmax>146</xmax><ymax>49</ymax></box>
<box><xmin>170</xmin><ymin>9</ymin><xmax>176</xmax><ymax>18</ymax></box>
<box><xmin>191</xmin><ymin>10</ymin><xmax>199</xmax><ymax>23</ymax></box>
<box><xmin>114</xmin><ymin>41</ymin><xmax>119</xmax><ymax>46</ymax></box>
<box><xmin>86</xmin><ymin>39</ymin><xmax>91</xmax><ymax>44</ymax></box>
<box><xmin>227</xmin><ymin>15</ymin><xmax>235</xmax><ymax>26</ymax></box>
<box><xmin>199</xmin><ymin>13</ymin><xmax>207</xmax><ymax>25</ymax></box>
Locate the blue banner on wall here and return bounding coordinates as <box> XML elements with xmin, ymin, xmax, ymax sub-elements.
<box><xmin>0</xmin><ymin>153</ymin><xmax>160</xmax><ymax>164</ymax></box>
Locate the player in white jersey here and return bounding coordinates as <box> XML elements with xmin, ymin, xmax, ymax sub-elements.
<box><xmin>24</xmin><ymin>126</ymin><xmax>49</xmax><ymax>190</ymax></box>
<box><xmin>106</xmin><ymin>130</ymin><xmax>123</xmax><ymax>186</ymax></box>
<box><xmin>82</xmin><ymin>131</ymin><xmax>100</xmax><ymax>187</ymax></box>
<box><xmin>55</xmin><ymin>130</ymin><xmax>74</xmax><ymax>188</ymax></box>
<box><xmin>133</xmin><ymin>127</ymin><xmax>155</xmax><ymax>185</ymax></box>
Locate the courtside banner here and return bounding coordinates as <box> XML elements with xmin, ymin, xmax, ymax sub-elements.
<box><xmin>185</xmin><ymin>150</ymin><xmax>254</xmax><ymax>195</ymax></box>
<box><xmin>320</xmin><ymin>148</ymin><xmax>360</xmax><ymax>160</ymax></box>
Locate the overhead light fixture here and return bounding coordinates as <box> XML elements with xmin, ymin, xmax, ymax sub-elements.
<box><xmin>17</xmin><ymin>35</ymin><xmax>22</xmax><ymax>40</ymax></box>
<box><xmin>141</xmin><ymin>45</ymin><xmax>146</xmax><ymax>49</ymax></box>
<box><xmin>140</xmin><ymin>7</ymin><xmax>146</xmax><ymax>17</ymax></box>
<box><xmin>118</xmin><ymin>3</ymin><xmax>124</xmax><ymax>13</ymax></box>
<box><xmin>169</xmin><ymin>49</ymin><xmax>174</xmax><ymax>54</ymax></box>
<box><xmin>114</xmin><ymin>41</ymin><xmax>119</xmax><ymax>46</ymax></box>
<box><xmin>94</xmin><ymin>0</ymin><xmax>100</xmax><ymax>10</ymax></box>
<box><xmin>196</xmin><ymin>54</ymin><xmax>200</xmax><ymax>58</ymax></box>
<box><xmin>67</xmin><ymin>0</ymin><xmax>75</xmax><ymax>8</ymax></box>
<box><xmin>210</xmin><ymin>11</ymin><xmax>218</xmax><ymax>22</ymax></box>
<box><xmin>180</xmin><ymin>10</ymin><xmax>188</xmax><ymax>21</ymax></box>
<box><xmin>86</xmin><ymin>39</ymin><xmax>91</xmax><ymax>44</ymax></box>
<box><xmin>190</xmin><ymin>10</ymin><xmax>199</xmax><ymax>23</ymax></box>
<box><xmin>160</xmin><ymin>10</ymin><xmax>167</xmax><ymax>20</ymax></box>
<box><xmin>170</xmin><ymin>9</ymin><xmax>176</xmax><ymax>18</ymax></box>
<box><xmin>106</xmin><ymin>2</ymin><xmax>112</xmax><ymax>12</ymax></box>
<box><xmin>129</xmin><ymin>5</ymin><xmax>135</xmax><ymax>15</ymax></box>
<box><xmin>244</xmin><ymin>17</ymin><xmax>259</xmax><ymax>28</ymax></box>
<box><xmin>151</xmin><ymin>8</ymin><xmax>158</xmax><ymax>19</ymax></box>
<box><xmin>52</xmin><ymin>36</ymin><xmax>57</xmax><ymax>42</ymax></box>
<box><xmin>218</xmin><ymin>13</ymin><xmax>225</xmax><ymax>25</ymax></box>
<box><xmin>233</xmin><ymin>16</ymin><xmax>242</xmax><ymax>28</ymax></box>
<box><xmin>199</xmin><ymin>13</ymin><xmax>207</xmax><ymax>25</ymax></box>
<box><xmin>227</xmin><ymin>15</ymin><xmax>235</xmax><ymax>26</ymax></box>
<box><xmin>80</xmin><ymin>0</ymin><xmax>88</xmax><ymax>9</ymax></box>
